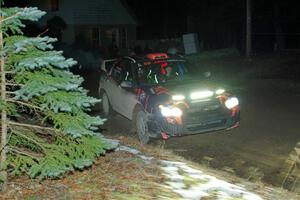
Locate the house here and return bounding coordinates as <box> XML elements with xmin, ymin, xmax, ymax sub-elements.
<box><xmin>30</xmin><ymin>0</ymin><xmax>137</xmax><ymax>50</ymax></box>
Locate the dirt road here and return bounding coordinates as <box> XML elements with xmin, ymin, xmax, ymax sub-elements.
<box><xmin>164</xmin><ymin>79</ymin><xmax>300</xmax><ymax>185</ymax></box>
<box><xmin>96</xmin><ymin>77</ymin><xmax>300</xmax><ymax>187</ymax></box>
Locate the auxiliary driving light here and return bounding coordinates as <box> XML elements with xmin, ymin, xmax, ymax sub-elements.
<box><xmin>172</xmin><ymin>95</ymin><xmax>185</xmax><ymax>101</ymax></box>
<box><xmin>215</xmin><ymin>89</ymin><xmax>225</xmax><ymax>95</ymax></box>
<box><xmin>190</xmin><ymin>91</ymin><xmax>213</xmax><ymax>100</ymax></box>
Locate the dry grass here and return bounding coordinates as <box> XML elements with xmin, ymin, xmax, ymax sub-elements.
<box><xmin>0</xmin><ymin>150</ymin><xmax>178</xmax><ymax>200</ymax></box>
<box><xmin>1</xmin><ymin>134</ymin><xmax>299</xmax><ymax>200</ymax></box>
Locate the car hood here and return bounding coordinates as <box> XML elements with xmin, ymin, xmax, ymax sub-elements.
<box><xmin>155</xmin><ymin>80</ymin><xmax>220</xmax><ymax>97</ymax></box>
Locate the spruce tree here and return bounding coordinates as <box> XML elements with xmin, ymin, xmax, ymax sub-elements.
<box><xmin>0</xmin><ymin>3</ymin><xmax>113</xmax><ymax>190</ymax></box>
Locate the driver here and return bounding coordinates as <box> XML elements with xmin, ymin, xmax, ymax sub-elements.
<box><xmin>160</xmin><ymin>62</ymin><xmax>174</xmax><ymax>78</ymax></box>
<box><xmin>138</xmin><ymin>67</ymin><xmax>146</xmax><ymax>81</ymax></box>
<box><xmin>165</xmin><ymin>64</ymin><xmax>173</xmax><ymax>77</ymax></box>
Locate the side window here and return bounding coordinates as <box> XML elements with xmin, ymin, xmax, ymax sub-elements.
<box><xmin>110</xmin><ymin>58</ymin><xmax>133</xmax><ymax>84</ymax></box>
<box><xmin>110</xmin><ymin>66</ymin><xmax>122</xmax><ymax>84</ymax></box>
<box><xmin>122</xmin><ymin>59</ymin><xmax>133</xmax><ymax>82</ymax></box>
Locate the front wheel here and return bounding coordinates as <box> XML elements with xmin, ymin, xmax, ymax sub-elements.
<box><xmin>135</xmin><ymin>110</ymin><xmax>150</xmax><ymax>144</ymax></box>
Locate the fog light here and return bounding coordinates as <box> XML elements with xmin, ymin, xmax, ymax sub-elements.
<box><xmin>159</xmin><ymin>105</ymin><xmax>183</xmax><ymax>117</ymax></box>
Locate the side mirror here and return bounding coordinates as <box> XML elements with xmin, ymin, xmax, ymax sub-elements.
<box><xmin>120</xmin><ymin>80</ymin><xmax>133</xmax><ymax>88</ymax></box>
<box><xmin>204</xmin><ymin>71</ymin><xmax>212</xmax><ymax>78</ymax></box>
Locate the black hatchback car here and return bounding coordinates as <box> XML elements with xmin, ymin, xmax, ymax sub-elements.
<box><xmin>99</xmin><ymin>53</ymin><xmax>240</xmax><ymax>144</ymax></box>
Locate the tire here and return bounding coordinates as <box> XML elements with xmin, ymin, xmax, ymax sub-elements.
<box><xmin>161</xmin><ymin>120</ymin><xmax>183</xmax><ymax>137</ymax></box>
<box><xmin>135</xmin><ymin>109</ymin><xmax>150</xmax><ymax>144</ymax></box>
<box><xmin>100</xmin><ymin>92</ymin><xmax>113</xmax><ymax>117</ymax></box>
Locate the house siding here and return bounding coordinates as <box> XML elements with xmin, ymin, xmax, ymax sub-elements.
<box><xmin>31</xmin><ymin>0</ymin><xmax>137</xmax><ymax>45</ymax></box>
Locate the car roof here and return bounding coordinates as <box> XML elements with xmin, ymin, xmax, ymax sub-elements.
<box><xmin>123</xmin><ymin>53</ymin><xmax>185</xmax><ymax>64</ymax></box>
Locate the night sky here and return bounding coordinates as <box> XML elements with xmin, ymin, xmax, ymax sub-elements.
<box><xmin>125</xmin><ymin>0</ymin><xmax>300</xmax><ymax>51</ymax></box>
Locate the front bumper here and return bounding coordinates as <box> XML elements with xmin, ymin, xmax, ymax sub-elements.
<box><xmin>148</xmin><ymin>106</ymin><xmax>240</xmax><ymax>139</ymax></box>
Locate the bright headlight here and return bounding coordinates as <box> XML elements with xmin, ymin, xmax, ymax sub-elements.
<box><xmin>190</xmin><ymin>91</ymin><xmax>213</xmax><ymax>100</ymax></box>
<box><xmin>215</xmin><ymin>89</ymin><xmax>225</xmax><ymax>95</ymax></box>
<box><xmin>159</xmin><ymin>105</ymin><xmax>183</xmax><ymax>117</ymax></box>
<box><xmin>225</xmin><ymin>97</ymin><xmax>239</xmax><ymax>109</ymax></box>
<box><xmin>172</xmin><ymin>95</ymin><xmax>185</xmax><ymax>101</ymax></box>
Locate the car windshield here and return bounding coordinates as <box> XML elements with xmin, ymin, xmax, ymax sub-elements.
<box><xmin>137</xmin><ymin>60</ymin><xmax>192</xmax><ymax>86</ymax></box>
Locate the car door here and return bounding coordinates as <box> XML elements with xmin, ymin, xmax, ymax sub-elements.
<box><xmin>118</xmin><ymin>58</ymin><xmax>139</xmax><ymax>120</ymax></box>
<box><xmin>104</xmin><ymin>61</ymin><xmax>123</xmax><ymax>113</ymax></box>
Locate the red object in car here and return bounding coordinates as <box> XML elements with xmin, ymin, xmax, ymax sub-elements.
<box><xmin>160</xmin><ymin>62</ymin><xmax>168</xmax><ymax>74</ymax></box>
<box><xmin>146</xmin><ymin>53</ymin><xmax>169</xmax><ymax>60</ymax></box>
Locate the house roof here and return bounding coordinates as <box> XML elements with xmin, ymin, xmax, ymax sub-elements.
<box><xmin>31</xmin><ymin>0</ymin><xmax>137</xmax><ymax>25</ymax></box>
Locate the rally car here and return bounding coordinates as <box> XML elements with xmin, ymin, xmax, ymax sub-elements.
<box><xmin>99</xmin><ymin>53</ymin><xmax>240</xmax><ymax>144</ymax></box>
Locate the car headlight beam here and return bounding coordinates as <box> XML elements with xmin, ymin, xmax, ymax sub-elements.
<box><xmin>225</xmin><ymin>97</ymin><xmax>239</xmax><ymax>109</ymax></box>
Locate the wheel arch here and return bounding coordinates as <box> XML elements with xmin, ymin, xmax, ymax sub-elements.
<box><xmin>98</xmin><ymin>88</ymin><xmax>106</xmax><ymax>98</ymax></box>
<box><xmin>131</xmin><ymin>103</ymin><xmax>144</xmax><ymax>121</ymax></box>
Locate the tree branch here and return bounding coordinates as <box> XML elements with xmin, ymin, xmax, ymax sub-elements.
<box><xmin>7</xmin><ymin>99</ymin><xmax>43</xmax><ymax>111</ymax></box>
<box><xmin>37</xmin><ymin>28</ymin><xmax>49</xmax><ymax>37</ymax></box>
<box><xmin>4</xmin><ymin>71</ymin><xmax>16</xmax><ymax>75</ymax></box>
<box><xmin>5</xmin><ymin>83</ymin><xmax>24</xmax><ymax>87</ymax></box>
<box><xmin>8</xmin><ymin>147</ymin><xmax>43</xmax><ymax>159</ymax></box>
<box><xmin>10</xmin><ymin>129</ymin><xmax>46</xmax><ymax>153</ymax></box>
<box><xmin>0</xmin><ymin>11</ymin><xmax>21</xmax><ymax>24</ymax></box>
<box><xmin>7</xmin><ymin>121</ymin><xmax>59</xmax><ymax>133</ymax></box>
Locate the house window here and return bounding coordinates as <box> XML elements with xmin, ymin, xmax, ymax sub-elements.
<box><xmin>120</xmin><ymin>28</ymin><xmax>127</xmax><ymax>48</ymax></box>
<box><xmin>49</xmin><ymin>0</ymin><xmax>59</xmax><ymax>11</ymax></box>
<box><xmin>92</xmin><ymin>28</ymin><xmax>101</xmax><ymax>47</ymax></box>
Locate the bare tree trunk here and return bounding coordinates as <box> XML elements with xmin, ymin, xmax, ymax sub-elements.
<box><xmin>0</xmin><ymin>16</ymin><xmax>8</xmax><ymax>191</ymax></box>
<box><xmin>246</xmin><ymin>0</ymin><xmax>252</xmax><ymax>59</ymax></box>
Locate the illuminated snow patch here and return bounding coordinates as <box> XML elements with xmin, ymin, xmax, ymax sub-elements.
<box><xmin>116</xmin><ymin>145</ymin><xmax>154</xmax><ymax>164</ymax></box>
<box><xmin>116</xmin><ymin>145</ymin><xmax>263</xmax><ymax>200</ymax></box>
<box><xmin>160</xmin><ymin>160</ymin><xmax>263</xmax><ymax>200</ymax></box>
<box><xmin>116</xmin><ymin>146</ymin><xmax>141</xmax><ymax>155</ymax></box>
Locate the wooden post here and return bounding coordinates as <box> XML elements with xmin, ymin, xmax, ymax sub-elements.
<box><xmin>0</xmin><ymin>15</ymin><xmax>8</xmax><ymax>191</ymax></box>
<box><xmin>246</xmin><ymin>0</ymin><xmax>252</xmax><ymax>59</ymax></box>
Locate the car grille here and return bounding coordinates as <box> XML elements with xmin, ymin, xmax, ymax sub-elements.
<box><xmin>188</xmin><ymin>99</ymin><xmax>222</xmax><ymax>114</ymax></box>
<box><xmin>183</xmin><ymin>98</ymin><xmax>228</xmax><ymax>131</ymax></box>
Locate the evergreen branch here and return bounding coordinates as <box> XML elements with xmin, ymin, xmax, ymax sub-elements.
<box><xmin>7</xmin><ymin>99</ymin><xmax>43</xmax><ymax>111</ymax></box>
<box><xmin>0</xmin><ymin>11</ymin><xmax>21</xmax><ymax>24</ymax></box>
<box><xmin>7</xmin><ymin>121</ymin><xmax>58</xmax><ymax>133</ymax></box>
<box><xmin>6</xmin><ymin>83</ymin><xmax>24</xmax><ymax>87</ymax></box>
<box><xmin>11</xmin><ymin>129</ymin><xmax>46</xmax><ymax>153</ymax></box>
<box><xmin>4</xmin><ymin>71</ymin><xmax>16</xmax><ymax>74</ymax></box>
<box><xmin>37</xmin><ymin>28</ymin><xmax>49</xmax><ymax>37</ymax></box>
<box><xmin>8</xmin><ymin>147</ymin><xmax>43</xmax><ymax>159</ymax></box>
<box><xmin>0</xmin><ymin>5</ymin><xmax>110</xmax><ymax>182</ymax></box>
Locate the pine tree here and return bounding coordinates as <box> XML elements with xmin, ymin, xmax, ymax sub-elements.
<box><xmin>0</xmin><ymin>3</ymin><xmax>113</xmax><ymax>190</ymax></box>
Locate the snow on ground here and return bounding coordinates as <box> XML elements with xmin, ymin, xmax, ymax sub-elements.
<box><xmin>160</xmin><ymin>160</ymin><xmax>262</xmax><ymax>200</ymax></box>
<box><xmin>116</xmin><ymin>145</ymin><xmax>263</xmax><ymax>200</ymax></box>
